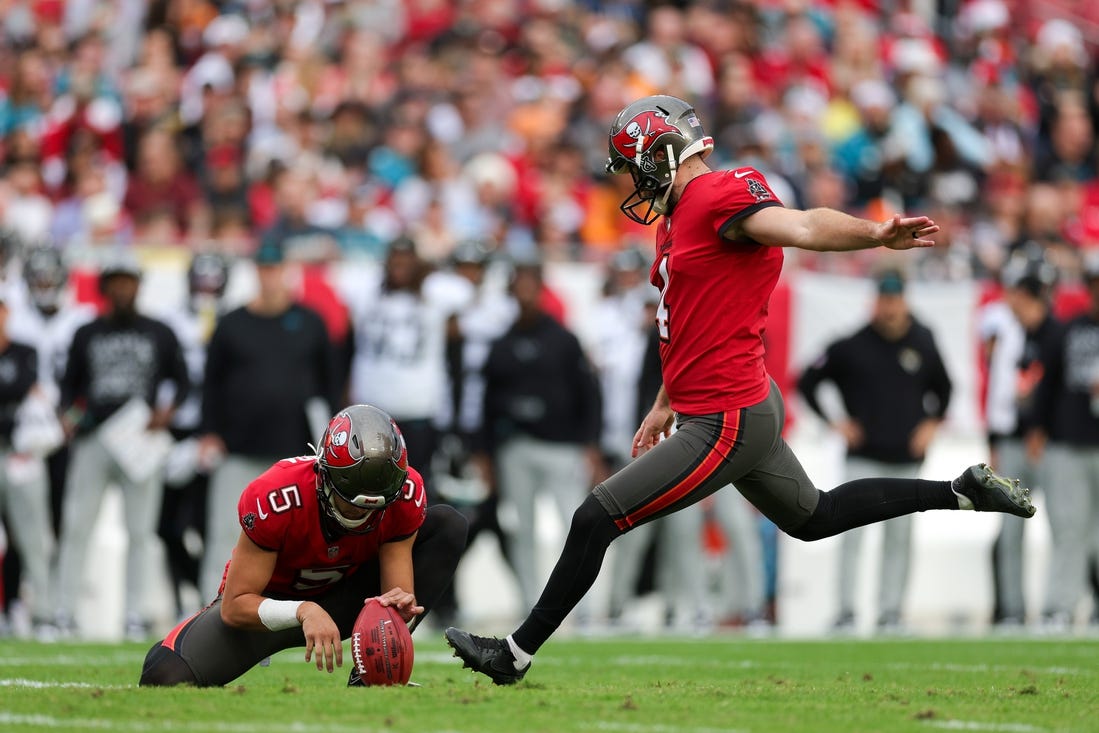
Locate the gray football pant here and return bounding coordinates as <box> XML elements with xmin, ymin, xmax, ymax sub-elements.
<box><xmin>1042</xmin><ymin>443</ymin><xmax>1099</xmax><ymax>618</ymax></box>
<box><xmin>0</xmin><ymin>450</ymin><xmax>53</xmax><ymax>622</ymax></box>
<box><xmin>199</xmin><ymin>454</ymin><xmax>277</xmax><ymax>601</ymax></box>
<box><xmin>495</xmin><ymin>435</ymin><xmax>591</xmax><ymax>611</ymax></box>
<box><xmin>836</xmin><ymin>457</ymin><xmax>919</xmax><ymax>622</ymax></box>
<box><xmin>991</xmin><ymin>438</ymin><xmax>1041</xmax><ymax>621</ymax></box>
<box><xmin>55</xmin><ymin>431</ymin><xmax>163</xmax><ymax>625</ymax></box>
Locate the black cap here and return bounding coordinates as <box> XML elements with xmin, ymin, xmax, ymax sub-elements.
<box><xmin>1002</xmin><ymin>245</ymin><xmax>1057</xmax><ymax>298</ymax></box>
<box><xmin>876</xmin><ymin>268</ymin><xmax>906</xmax><ymax>295</ymax></box>
<box><xmin>253</xmin><ymin>240</ymin><xmax>285</xmax><ymax>265</ymax></box>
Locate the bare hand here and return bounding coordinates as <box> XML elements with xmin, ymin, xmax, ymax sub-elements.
<box><xmin>908</xmin><ymin>418</ymin><xmax>940</xmax><ymax>459</ymax></box>
<box><xmin>300</xmin><ymin>602</ymin><xmax>343</xmax><ymax>673</ymax></box>
<box><xmin>375</xmin><ymin>588</ymin><xmax>423</xmax><ymax>624</ymax></box>
<box><xmin>632</xmin><ymin>405</ymin><xmax>675</xmax><ymax>458</ymax></box>
<box><xmin>877</xmin><ymin>215</ymin><xmax>939</xmax><ymax>250</ymax></box>
<box><xmin>834</xmin><ymin>418</ymin><xmax>864</xmax><ymax>449</ymax></box>
<box><xmin>147</xmin><ymin>407</ymin><xmax>174</xmax><ymax>431</ymax></box>
<box><xmin>197</xmin><ymin>434</ymin><xmax>227</xmax><ymax>471</ymax></box>
<box><xmin>1024</xmin><ymin>429</ymin><xmax>1046</xmax><ymax>464</ymax></box>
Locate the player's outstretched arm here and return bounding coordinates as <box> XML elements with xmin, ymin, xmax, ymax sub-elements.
<box><xmin>739</xmin><ymin>206</ymin><xmax>939</xmax><ymax>252</ymax></box>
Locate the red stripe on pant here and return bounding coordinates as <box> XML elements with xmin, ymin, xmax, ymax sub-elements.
<box><xmin>161</xmin><ymin>609</ymin><xmax>202</xmax><ymax>652</ymax></box>
<box><xmin>615</xmin><ymin>410</ymin><xmax>742</xmax><ymax>530</ymax></box>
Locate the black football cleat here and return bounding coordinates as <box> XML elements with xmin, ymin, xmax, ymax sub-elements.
<box><xmin>445</xmin><ymin>627</ymin><xmax>529</xmax><ymax>686</ymax></box>
<box><xmin>952</xmin><ymin>463</ymin><xmax>1036</xmax><ymax>518</ymax></box>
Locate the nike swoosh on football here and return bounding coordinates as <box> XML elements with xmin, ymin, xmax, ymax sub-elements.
<box><xmin>733</xmin><ymin>170</ymin><xmax>752</xmax><ymax>178</ymax></box>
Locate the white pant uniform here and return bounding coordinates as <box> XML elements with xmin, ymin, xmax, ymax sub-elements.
<box><xmin>199</xmin><ymin>454</ymin><xmax>276</xmax><ymax>601</ymax></box>
<box><xmin>991</xmin><ymin>438</ymin><xmax>1041</xmax><ymax>622</ymax></box>
<box><xmin>54</xmin><ymin>430</ymin><xmax>164</xmax><ymax>631</ymax></box>
<box><xmin>660</xmin><ymin>487</ymin><xmax>766</xmax><ymax>626</ymax></box>
<box><xmin>1042</xmin><ymin>443</ymin><xmax>1099</xmax><ymax>621</ymax></box>
<box><xmin>0</xmin><ymin>449</ymin><xmax>54</xmax><ymax>624</ymax></box>
<box><xmin>836</xmin><ymin>457</ymin><xmax>920</xmax><ymax>626</ymax></box>
<box><xmin>495</xmin><ymin>435</ymin><xmax>591</xmax><ymax>611</ymax></box>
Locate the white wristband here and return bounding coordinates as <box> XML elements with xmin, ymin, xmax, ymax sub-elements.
<box><xmin>257</xmin><ymin>599</ymin><xmax>304</xmax><ymax>631</ymax></box>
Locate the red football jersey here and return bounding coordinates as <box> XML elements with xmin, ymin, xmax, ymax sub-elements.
<box><xmin>649</xmin><ymin>168</ymin><xmax>784</xmax><ymax>414</ymax></box>
<box><xmin>220</xmin><ymin>456</ymin><xmax>427</xmax><ymax>598</ymax></box>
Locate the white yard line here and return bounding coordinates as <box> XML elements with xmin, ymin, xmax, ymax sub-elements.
<box><xmin>0</xmin><ymin>713</ymin><xmax>438</xmax><ymax>733</ymax></box>
<box><xmin>589</xmin><ymin>723</ymin><xmax>749</xmax><ymax>733</ymax></box>
<box><xmin>0</xmin><ymin>678</ymin><xmax>132</xmax><ymax>690</ymax></box>
<box><xmin>924</xmin><ymin>721</ymin><xmax>1048</xmax><ymax>733</ymax></box>
<box><xmin>888</xmin><ymin>662</ymin><xmax>1091</xmax><ymax>676</ymax></box>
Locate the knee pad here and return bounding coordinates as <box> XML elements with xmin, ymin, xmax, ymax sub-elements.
<box><xmin>139</xmin><ymin>643</ymin><xmax>198</xmax><ymax>687</ymax></box>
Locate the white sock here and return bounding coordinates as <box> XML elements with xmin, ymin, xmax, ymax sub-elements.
<box><xmin>950</xmin><ymin>479</ymin><xmax>974</xmax><ymax>510</ymax></box>
<box><xmin>505</xmin><ymin>634</ymin><xmax>532</xmax><ymax>670</ymax></box>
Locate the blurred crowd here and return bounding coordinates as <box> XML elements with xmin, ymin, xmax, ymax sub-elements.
<box><xmin>0</xmin><ymin>0</ymin><xmax>1097</xmax><ymax>278</ymax></box>
<box><xmin>1</xmin><ymin>0</ymin><xmax>1099</xmax><ymax>641</ymax></box>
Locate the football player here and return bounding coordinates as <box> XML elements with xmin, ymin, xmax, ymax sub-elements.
<box><xmin>140</xmin><ymin>404</ymin><xmax>468</xmax><ymax>687</ymax></box>
<box><xmin>445</xmin><ymin>94</ymin><xmax>1036</xmax><ymax>684</ymax></box>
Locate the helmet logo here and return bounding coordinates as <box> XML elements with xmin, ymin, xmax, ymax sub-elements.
<box><xmin>323</xmin><ymin>413</ymin><xmax>361</xmax><ymax>468</ymax></box>
<box><xmin>611</xmin><ymin>110</ymin><xmax>678</xmax><ymax>172</ymax></box>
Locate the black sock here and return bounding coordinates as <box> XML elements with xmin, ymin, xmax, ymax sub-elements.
<box><xmin>788</xmin><ymin>477</ymin><xmax>958</xmax><ymax>542</ymax></box>
<box><xmin>511</xmin><ymin>495</ymin><xmax>621</xmax><ymax>655</ymax></box>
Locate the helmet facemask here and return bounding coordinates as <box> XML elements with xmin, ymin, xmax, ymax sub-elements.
<box><xmin>606</xmin><ymin>95</ymin><xmax>714</xmax><ymax>225</ymax></box>
<box><xmin>318</xmin><ymin>466</ymin><xmax>395</xmax><ymax>534</ymax></box>
<box><xmin>613</xmin><ymin>143</ymin><xmax>679</xmax><ymax>225</ymax></box>
<box><xmin>315</xmin><ymin>406</ymin><xmax>409</xmax><ymax>535</ymax></box>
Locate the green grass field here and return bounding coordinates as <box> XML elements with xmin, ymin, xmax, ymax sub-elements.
<box><xmin>1</xmin><ymin>634</ymin><xmax>1096</xmax><ymax>732</ymax></box>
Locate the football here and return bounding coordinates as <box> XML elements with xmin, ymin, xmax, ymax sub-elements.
<box><xmin>349</xmin><ymin>598</ymin><xmax>414</xmax><ymax>686</ymax></box>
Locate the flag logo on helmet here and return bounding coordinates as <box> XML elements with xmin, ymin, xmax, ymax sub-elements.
<box><xmin>610</xmin><ymin>110</ymin><xmax>678</xmax><ymax>173</ymax></box>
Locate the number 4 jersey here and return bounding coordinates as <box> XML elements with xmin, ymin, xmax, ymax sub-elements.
<box><xmin>222</xmin><ymin>456</ymin><xmax>427</xmax><ymax>598</ymax></box>
<box><xmin>650</xmin><ymin>168</ymin><xmax>784</xmax><ymax>415</ymax></box>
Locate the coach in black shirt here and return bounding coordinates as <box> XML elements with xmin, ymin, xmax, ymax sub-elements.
<box><xmin>197</xmin><ymin>240</ymin><xmax>338</xmax><ymax>600</ymax></box>
<box><xmin>798</xmin><ymin>269</ymin><xmax>952</xmax><ymax>632</ymax></box>
<box><xmin>479</xmin><ymin>259</ymin><xmax>601</xmax><ymax>610</ymax></box>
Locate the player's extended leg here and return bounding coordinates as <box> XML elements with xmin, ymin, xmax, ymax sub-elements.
<box><xmin>445</xmin><ymin>402</ymin><xmax>781</xmax><ymax>684</ymax></box>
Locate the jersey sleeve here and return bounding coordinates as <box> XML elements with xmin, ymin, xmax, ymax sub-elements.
<box><xmin>380</xmin><ymin>468</ymin><xmax>428</xmax><ymax>542</ymax></box>
<box><xmin>709</xmin><ymin>169</ymin><xmax>784</xmax><ymax>240</ymax></box>
<box><xmin>237</xmin><ymin>470</ymin><xmax>294</xmax><ymax>552</ymax></box>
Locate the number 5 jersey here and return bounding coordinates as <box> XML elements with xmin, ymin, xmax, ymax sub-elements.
<box><xmin>217</xmin><ymin>456</ymin><xmax>427</xmax><ymax>598</ymax></box>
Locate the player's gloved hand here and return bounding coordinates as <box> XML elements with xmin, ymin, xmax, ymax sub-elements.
<box><xmin>299</xmin><ymin>602</ymin><xmax>343</xmax><ymax>672</ymax></box>
<box><xmin>375</xmin><ymin>588</ymin><xmax>423</xmax><ymax>624</ymax></box>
